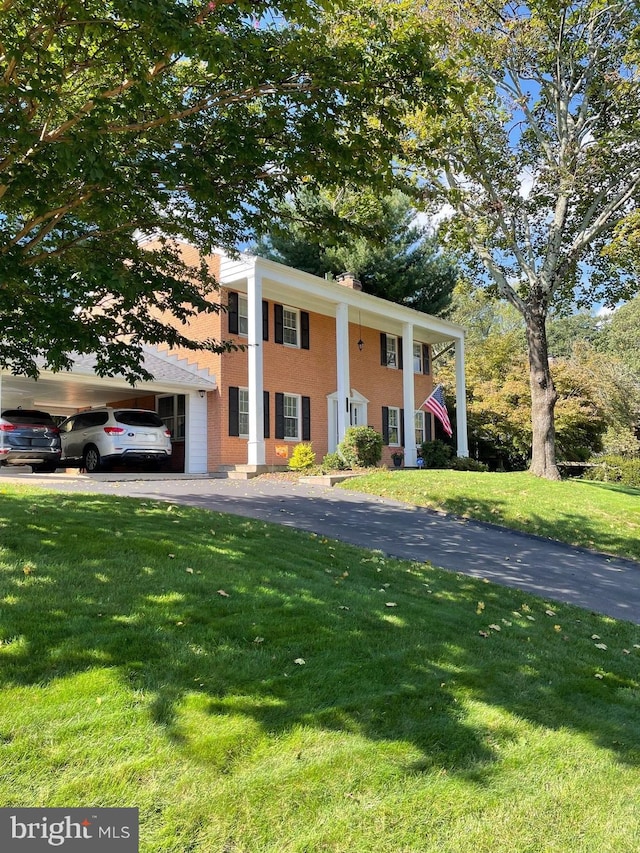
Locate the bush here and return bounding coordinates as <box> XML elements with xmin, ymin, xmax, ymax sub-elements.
<box><xmin>418</xmin><ymin>440</ymin><xmax>453</xmax><ymax>469</ymax></box>
<box><xmin>321</xmin><ymin>451</ymin><xmax>347</xmax><ymax>472</ymax></box>
<box><xmin>288</xmin><ymin>442</ymin><xmax>316</xmax><ymax>471</ymax></box>
<box><xmin>450</xmin><ymin>456</ymin><xmax>489</xmax><ymax>472</ymax></box>
<box><xmin>583</xmin><ymin>454</ymin><xmax>640</xmax><ymax>488</ymax></box>
<box><xmin>338</xmin><ymin>426</ymin><xmax>382</xmax><ymax>468</ymax></box>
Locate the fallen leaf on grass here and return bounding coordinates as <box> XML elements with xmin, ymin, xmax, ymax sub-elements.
<box><xmin>479</xmin><ymin>631</ymin><xmax>490</xmax><ymax>638</ymax></box>
<box><xmin>217</xmin><ymin>589</ymin><xmax>230</xmax><ymax>597</ymax></box>
<box><xmin>185</xmin><ymin>567</ymin><xmax>194</xmax><ymax>574</ymax></box>
<box><xmin>594</xmin><ymin>643</ymin><xmax>608</xmax><ymax>650</ymax></box>
<box><xmin>545</xmin><ymin>609</ymin><xmax>556</xmax><ymax>617</ymax></box>
<box><xmin>294</xmin><ymin>658</ymin><xmax>306</xmax><ymax>665</ymax></box>
<box><xmin>385</xmin><ymin>602</ymin><xmax>397</xmax><ymax>608</ymax></box>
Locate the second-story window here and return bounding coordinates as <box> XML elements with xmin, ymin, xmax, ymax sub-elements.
<box><xmin>386</xmin><ymin>335</ymin><xmax>398</xmax><ymax>368</ymax></box>
<box><xmin>238</xmin><ymin>296</ymin><xmax>249</xmax><ymax>337</ymax></box>
<box><xmin>283</xmin><ymin>307</ymin><xmax>299</xmax><ymax>347</ymax></box>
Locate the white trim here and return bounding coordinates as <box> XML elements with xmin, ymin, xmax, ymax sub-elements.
<box><xmin>335</xmin><ymin>302</ymin><xmax>350</xmax><ymax>447</ymax></box>
<box><xmin>247</xmin><ymin>269</ymin><xmax>265</xmax><ymax>465</ymax></box>
<box><xmin>185</xmin><ymin>392</ymin><xmax>208</xmax><ymax>474</ymax></box>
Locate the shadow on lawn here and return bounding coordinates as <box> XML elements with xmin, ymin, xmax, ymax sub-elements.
<box><xmin>1</xmin><ymin>490</ymin><xmax>639</xmax><ymax>778</ymax></box>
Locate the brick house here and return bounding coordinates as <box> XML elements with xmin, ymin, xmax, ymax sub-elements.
<box><xmin>0</xmin><ymin>241</ymin><xmax>468</xmax><ymax>475</ymax></box>
<box><xmin>154</xmin><ymin>240</ymin><xmax>468</xmax><ymax>473</ymax></box>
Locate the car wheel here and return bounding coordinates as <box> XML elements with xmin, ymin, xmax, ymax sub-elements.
<box><xmin>83</xmin><ymin>445</ymin><xmax>102</xmax><ymax>473</ymax></box>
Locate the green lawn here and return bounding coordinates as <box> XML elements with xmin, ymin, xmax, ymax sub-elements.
<box><xmin>338</xmin><ymin>470</ymin><xmax>640</xmax><ymax>562</ymax></box>
<box><xmin>1</xmin><ymin>483</ymin><xmax>640</xmax><ymax>852</ymax></box>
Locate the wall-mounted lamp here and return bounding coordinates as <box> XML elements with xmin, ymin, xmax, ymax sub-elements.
<box><xmin>198</xmin><ymin>389</ymin><xmax>206</xmax><ymax>399</ymax></box>
<box><xmin>357</xmin><ymin>311</ymin><xmax>364</xmax><ymax>351</ymax></box>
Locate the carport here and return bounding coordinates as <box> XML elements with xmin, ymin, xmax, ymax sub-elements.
<box><xmin>0</xmin><ymin>346</ymin><xmax>216</xmax><ymax>474</ymax></box>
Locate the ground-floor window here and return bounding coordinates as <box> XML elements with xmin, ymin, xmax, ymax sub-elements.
<box><xmin>158</xmin><ymin>394</ymin><xmax>186</xmax><ymax>440</ymax></box>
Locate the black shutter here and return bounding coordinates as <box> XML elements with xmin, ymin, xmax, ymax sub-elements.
<box><xmin>263</xmin><ymin>391</ymin><xmax>270</xmax><ymax>438</ymax></box>
<box><xmin>301</xmin><ymin>311</ymin><xmax>310</xmax><ymax>349</ymax></box>
<box><xmin>262</xmin><ymin>300</ymin><xmax>269</xmax><ymax>341</ymax></box>
<box><xmin>274</xmin><ymin>304</ymin><xmax>284</xmax><ymax>344</ymax></box>
<box><xmin>398</xmin><ymin>339</ymin><xmax>403</xmax><ymax>370</ymax></box>
<box><xmin>275</xmin><ymin>392</ymin><xmax>285</xmax><ymax>439</ymax></box>
<box><xmin>302</xmin><ymin>396</ymin><xmax>311</xmax><ymax>440</ymax></box>
<box><xmin>228</xmin><ymin>292</ymin><xmax>239</xmax><ymax>335</ymax></box>
<box><xmin>382</xmin><ymin>406</ymin><xmax>389</xmax><ymax>444</ymax></box>
<box><xmin>423</xmin><ymin>344</ymin><xmax>430</xmax><ymax>375</ymax></box>
<box><xmin>229</xmin><ymin>386</ymin><xmax>240</xmax><ymax>436</ymax></box>
<box><xmin>400</xmin><ymin>409</ymin><xmax>405</xmax><ymax>447</ymax></box>
<box><xmin>380</xmin><ymin>333</ymin><xmax>387</xmax><ymax>366</ymax></box>
<box><xmin>426</xmin><ymin>412</ymin><xmax>433</xmax><ymax>442</ymax></box>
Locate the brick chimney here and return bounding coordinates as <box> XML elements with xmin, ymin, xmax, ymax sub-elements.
<box><xmin>336</xmin><ymin>271</ymin><xmax>362</xmax><ymax>291</ymax></box>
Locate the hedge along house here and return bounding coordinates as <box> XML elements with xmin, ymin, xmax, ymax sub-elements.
<box><xmin>154</xmin><ymin>240</ymin><xmax>469</xmax><ymax>472</ymax></box>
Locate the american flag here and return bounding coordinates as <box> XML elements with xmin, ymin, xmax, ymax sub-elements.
<box><xmin>421</xmin><ymin>385</ymin><xmax>453</xmax><ymax>437</ymax></box>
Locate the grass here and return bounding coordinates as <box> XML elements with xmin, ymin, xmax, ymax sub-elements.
<box><xmin>338</xmin><ymin>470</ymin><xmax>640</xmax><ymax>562</ymax></box>
<box><xmin>1</xmin><ymin>483</ymin><xmax>640</xmax><ymax>852</ymax></box>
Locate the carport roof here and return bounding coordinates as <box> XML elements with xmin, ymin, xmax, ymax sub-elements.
<box><xmin>0</xmin><ymin>345</ymin><xmax>216</xmax><ymax>414</ymax></box>
<box><xmin>64</xmin><ymin>346</ymin><xmax>217</xmax><ymax>388</ymax></box>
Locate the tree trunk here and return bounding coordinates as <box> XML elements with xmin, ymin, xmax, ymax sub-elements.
<box><xmin>525</xmin><ymin>308</ymin><xmax>560</xmax><ymax>480</ymax></box>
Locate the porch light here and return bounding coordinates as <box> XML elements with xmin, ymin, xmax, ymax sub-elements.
<box><xmin>357</xmin><ymin>311</ymin><xmax>364</xmax><ymax>351</ymax></box>
<box><xmin>198</xmin><ymin>389</ymin><xmax>206</xmax><ymax>399</ymax></box>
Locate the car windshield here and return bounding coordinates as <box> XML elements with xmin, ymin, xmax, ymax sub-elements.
<box><xmin>1</xmin><ymin>410</ymin><xmax>55</xmax><ymax>426</ymax></box>
<box><xmin>114</xmin><ymin>410</ymin><xmax>164</xmax><ymax>428</ymax></box>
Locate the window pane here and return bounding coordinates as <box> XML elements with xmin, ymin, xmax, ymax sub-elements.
<box><xmin>386</xmin><ymin>336</ymin><xmax>397</xmax><ymax>367</ymax></box>
<box><xmin>283</xmin><ymin>308</ymin><xmax>298</xmax><ymax>346</ymax></box>
<box><xmin>413</xmin><ymin>343</ymin><xmax>422</xmax><ymax>374</ymax></box>
<box><xmin>238</xmin><ymin>296</ymin><xmax>249</xmax><ymax>336</ymax></box>
<box><xmin>414</xmin><ymin>410</ymin><xmax>425</xmax><ymax>445</ymax></box>
<box><xmin>388</xmin><ymin>407</ymin><xmax>400</xmax><ymax>444</ymax></box>
<box><xmin>284</xmin><ymin>394</ymin><xmax>298</xmax><ymax>438</ymax></box>
<box><xmin>239</xmin><ymin>389</ymin><xmax>249</xmax><ymax>436</ymax></box>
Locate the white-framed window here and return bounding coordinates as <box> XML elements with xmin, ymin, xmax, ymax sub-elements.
<box><xmin>386</xmin><ymin>335</ymin><xmax>398</xmax><ymax>368</ymax></box>
<box><xmin>283</xmin><ymin>307</ymin><xmax>299</xmax><ymax>347</ymax></box>
<box><xmin>157</xmin><ymin>394</ymin><xmax>185</xmax><ymax>440</ymax></box>
<box><xmin>283</xmin><ymin>393</ymin><xmax>299</xmax><ymax>439</ymax></box>
<box><xmin>415</xmin><ymin>409</ymin><xmax>426</xmax><ymax>446</ymax></box>
<box><xmin>238</xmin><ymin>388</ymin><xmax>250</xmax><ymax>437</ymax></box>
<box><xmin>238</xmin><ymin>295</ymin><xmax>249</xmax><ymax>337</ymax></box>
<box><xmin>413</xmin><ymin>342</ymin><xmax>423</xmax><ymax>374</ymax></box>
<box><xmin>388</xmin><ymin>406</ymin><xmax>401</xmax><ymax>445</ymax></box>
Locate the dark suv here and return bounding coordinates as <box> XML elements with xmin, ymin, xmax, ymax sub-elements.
<box><xmin>0</xmin><ymin>409</ymin><xmax>62</xmax><ymax>473</ymax></box>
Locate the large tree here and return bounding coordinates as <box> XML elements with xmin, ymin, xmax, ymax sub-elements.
<box><xmin>408</xmin><ymin>0</ymin><xmax>640</xmax><ymax>478</ymax></box>
<box><xmin>0</xmin><ymin>0</ymin><xmax>450</xmax><ymax>380</ymax></box>
<box><xmin>255</xmin><ymin>187</ymin><xmax>458</xmax><ymax>315</ymax></box>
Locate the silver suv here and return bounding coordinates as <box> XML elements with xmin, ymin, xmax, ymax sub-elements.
<box><xmin>0</xmin><ymin>409</ymin><xmax>62</xmax><ymax>472</ymax></box>
<box><xmin>59</xmin><ymin>408</ymin><xmax>172</xmax><ymax>473</ymax></box>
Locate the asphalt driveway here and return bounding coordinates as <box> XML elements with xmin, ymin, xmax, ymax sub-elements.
<box><xmin>3</xmin><ymin>469</ymin><xmax>639</xmax><ymax>624</ymax></box>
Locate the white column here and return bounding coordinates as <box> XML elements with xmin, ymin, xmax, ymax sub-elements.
<box><xmin>454</xmin><ymin>336</ymin><xmax>469</xmax><ymax>458</ymax></box>
<box><xmin>184</xmin><ymin>392</ymin><xmax>208</xmax><ymax>474</ymax></box>
<box><xmin>335</xmin><ymin>303</ymin><xmax>350</xmax><ymax>445</ymax></box>
<box><xmin>247</xmin><ymin>266</ymin><xmax>265</xmax><ymax>465</ymax></box>
<box><xmin>402</xmin><ymin>322</ymin><xmax>417</xmax><ymax>466</ymax></box>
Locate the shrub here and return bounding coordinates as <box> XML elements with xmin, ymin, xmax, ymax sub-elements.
<box><xmin>338</xmin><ymin>426</ymin><xmax>383</xmax><ymax>468</ymax></box>
<box><xmin>450</xmin><ymin>456</ymin><xmax>489</xmax><ymax>472</ymax></box>
<box><xmin>583</xmin><ymin>454</ymin><xmax>640</xmax><ymax>488</ymax></box>
<box><xmin>321</xmin><ymin>451</ymin><xmax>347</xmax><ymax>472</ymax></box>
<box><xmin>288</xmin><ymin>442</ymin><xmax>316</xmax><ymax>471</ymax></box>
<box><xmin>418</xmin><ymin>440</ymin><xmax>453</xmax><ymax>469</ymax></box>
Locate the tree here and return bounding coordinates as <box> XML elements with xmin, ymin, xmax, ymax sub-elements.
<box><xmin>0</xmin><ymin>0</ymin><xmax>451</xmax><ymax>380</ymax></box>
<box><xmin>408</xmin><ymin>0</ymin><xmax>640</xmax><ymax>478</ymax></box>
<box><xmin>596</xmin><ymin>295</ymin><xmax>640</xmax><ymax>377</ymax></box>
<box><xmin>255</xmin><ymin>187</ymin><xmax>458</xmax><ymax>316</ymax></box>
